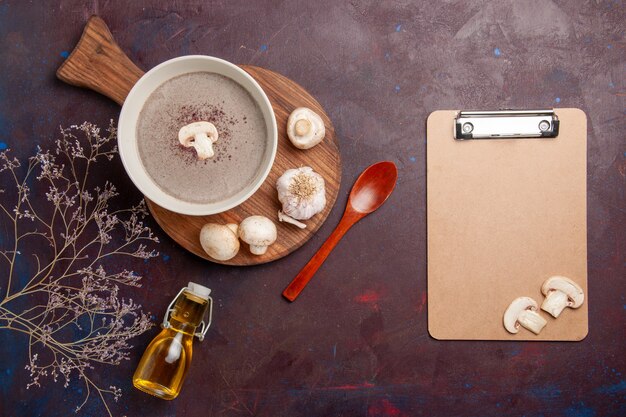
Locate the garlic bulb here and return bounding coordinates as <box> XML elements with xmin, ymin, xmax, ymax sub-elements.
<box><xmin>276</xmin><ymin>167</ymin><xmax>326</xmax><ymax>220</ymax></box>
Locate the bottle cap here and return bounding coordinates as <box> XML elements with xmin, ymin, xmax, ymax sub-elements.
<box><xmin>186</xmin><ymin>282</ymin><xmax>211</xmax><ymax>300</ymax></box>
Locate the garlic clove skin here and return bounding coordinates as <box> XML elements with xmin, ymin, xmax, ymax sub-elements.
<box><xmin>278</xmin><ymin>210</ymin><xmax>307</xmax><ymax>229</ymax></box>
<box><xmin>276</xmin><ymin>167</ymin><xmax>326</xmax><ymax>221</ymax></box>
<box><xmin>286</xmin><ymin>108</ymin><xmax>325</xmax><ymax>150</ymax></box>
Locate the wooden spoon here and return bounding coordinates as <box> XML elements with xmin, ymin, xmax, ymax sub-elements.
<box><xmin>282</xmin><ymin>161</ymin><xmax>398</xmax><ymax>302</ymax></box>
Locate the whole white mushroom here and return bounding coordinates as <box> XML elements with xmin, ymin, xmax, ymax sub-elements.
<box><xmin>286</xmin><ymin>107</ymin><xmax>325</xmax><ymax>150</ymax></box>
<box><xmin>199</xmin><ymin>223</ymin><xmax>239</xmax><ymax>261</ymax></box>
<box><xmin>238</xmin><ymin>216</ymin><xmax>277</xmax><ymax>255</ymax></box>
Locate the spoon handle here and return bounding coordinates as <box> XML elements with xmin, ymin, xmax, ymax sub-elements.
<box><xmin>282</xmin><ymin>212</ymin><xmax>360</xmax><ymax>302</ymax></box>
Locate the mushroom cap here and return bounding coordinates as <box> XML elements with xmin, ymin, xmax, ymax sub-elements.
<box><xmin>286</xmin><ymin>107</ymin><xmax>325</xmax><ymax>150</ymax></box>
<box><xmin>503</xmin><ymin>297</ymin><xmax>538</xmax><ymax>334</ymax></box>
<box><xmin>541</xmin><ymin>276</ymin><xmax>584</xmax><ymax>308</ymax></box>
<box><xmin>238</xmin><ymin>215</ymin><xmax>277</xmax><ymax>246</ymax></box>
<box><xmin>199</xmin><ymin>223</ymin><xmax>240</xmax><ymax>261</ymax></box>
<box><xmin>178</xmin><ymin>121</ymin><xmax>219</xmax><ymax>145</ymax></box>
<box><xmin>225</xmin><ymin>223</ymin><xmax>238</xmax><ymax>235</ymax></box>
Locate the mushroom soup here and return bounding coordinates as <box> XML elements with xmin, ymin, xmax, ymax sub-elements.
<box><xmin>136</xmin><ymin>72</ymin><xmax>267</xmax><ymax>204</ymax></box>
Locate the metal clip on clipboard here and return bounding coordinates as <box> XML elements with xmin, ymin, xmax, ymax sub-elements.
<box><xmin>454</xmin><ymin>110</ymin><xmax>560</xmax><ymax>140</ymax></box>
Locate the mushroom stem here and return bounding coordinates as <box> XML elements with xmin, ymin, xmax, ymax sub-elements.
<box><xmin>541</xmin><ymin>291</ymin><xmax>569</xmax><ymax>318</ymax></box>
<box><xmin>249</xmin><ymin>245</ymin><xmax>268</xmax><ymax>255</ymax></box>
<box><xmin>192</xmin><ymin>132</ymin><xmax>214</xmax><ymax>159</ymax></box>
<box><xmin>295</xmin><ymin>119</ymin><xmax>311</xmax><ymax>136</ymax></box>
<box><xmin>517</xmin><ymin>310</ymin><xmax>547</xmax><ymax>335</ymax></box>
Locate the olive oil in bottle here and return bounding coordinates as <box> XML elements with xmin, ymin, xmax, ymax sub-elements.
<box><xmin>133</xmin><ymin>282</ymin><xmax>213</xmax><ymax>400</ymax></box>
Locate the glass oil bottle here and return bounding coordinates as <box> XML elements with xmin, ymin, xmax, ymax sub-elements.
<box><xmin>133</xmin><ymin>282</ymin><xmax>213</xmax><ymax>400</ymax></box>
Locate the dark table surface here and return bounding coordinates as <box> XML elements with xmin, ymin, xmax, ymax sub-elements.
<box><xmin>1</xmin><ymin>1</ymin><xmax>624</xmax><ymax>416</ymax></box>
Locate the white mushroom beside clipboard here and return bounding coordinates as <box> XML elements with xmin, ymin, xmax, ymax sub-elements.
<box><xmin>503</xmin><ymin>276</ymin><xmax>585</xmax><ymax>336</ymax></box>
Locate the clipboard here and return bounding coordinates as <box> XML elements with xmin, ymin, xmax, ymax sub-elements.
<box><xmin>427</xmin><ymin>108</ymin><xmax>588</xmax><ymax>341</ymax></box>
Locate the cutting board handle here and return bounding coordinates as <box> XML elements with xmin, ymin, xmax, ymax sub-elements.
<box><xmin>56</xmin><ymin>16</ymin><xmax>145</xmax><ymax>105</ymax></box>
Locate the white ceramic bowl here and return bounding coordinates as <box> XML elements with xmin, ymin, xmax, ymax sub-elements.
<box><xmin>118</xmin><ymin>55</ymin><xmax>277</xmax><ymax>216</ymax></box>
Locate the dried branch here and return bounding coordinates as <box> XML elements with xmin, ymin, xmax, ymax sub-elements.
<box><xmin>0</xmin><ymin>122</ymin><xmax>159</xmax><ymax>416</ymax></box>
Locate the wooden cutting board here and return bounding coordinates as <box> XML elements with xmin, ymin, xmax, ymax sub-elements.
<box><xmin>57</xmin><ymin>16</ymin><xmax>341</xmax><ymax>265</ymax></box>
